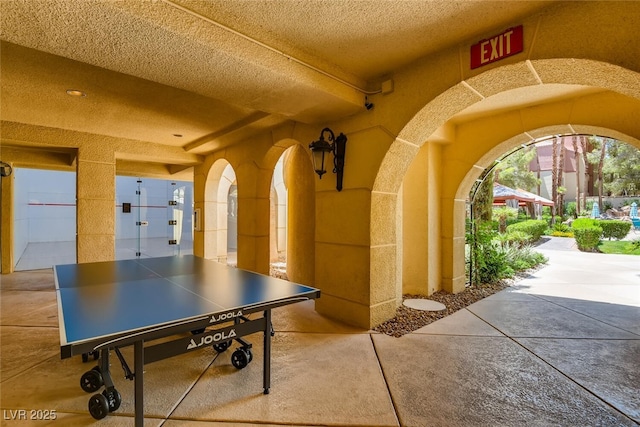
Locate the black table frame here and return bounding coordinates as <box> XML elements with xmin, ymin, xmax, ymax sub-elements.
<box><xmin>65</xmin><ymin>297</ymin><xmax>314</xmax><ymax>426</ymax></box>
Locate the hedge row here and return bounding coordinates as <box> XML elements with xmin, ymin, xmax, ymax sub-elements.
<box><xmin>573</xmin><ymin>226</ymin><xmax>602</xmax><ymax>251</ymax></box>
<box><xmin>597</xmin><ymin>220</ymin><xmax>632</xmax><ymax>240</ymax></box>
<box><xmin>572</xmin><ymin>219</ymin><xmax>631</xmax><ymax>240</ymax></box>
<box><xmin>505</xmin><ymin>220</ymin><xmax>548</xmax><ymax>242</ymax></box>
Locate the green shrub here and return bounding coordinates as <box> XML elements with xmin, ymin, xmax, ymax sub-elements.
<box><xmin>467</xmin><ymin>222</ymin><xmax>511</xmax><ymax>285</ymax></box>
<box><xmin>574</xmin><ymin>225</ymin><xmax>603</xmax><ymax>251</ymax></box>
<box><xmin>495</xmin><ymin>230</ymin><xmax>531</xmax><ymax>248</ymax></box>
<box><xmin>565</xmin><ymin>201</ymin><xmax>577</xmax><ymax>218</ymax></box>
<box><xmin>571</xmin><ymin>218</ymin><xmax>597</xmax><ymax>229</ymax></box>
<box><xmin>478</xmin><ymin>245</ymin><xmax>512</xmax><ymax>283</ymax></box>
<box><xmin>553</xmin><ymin>222</ymin><xmax>571</xmax><ymax>233</ymax></box>
<box><xmin>596</xmin><ymin>220</ymin><xmax>631</xmax><ymax>240</ymax></box>
<box><xmin>506</xmin><ymin>217</ymin><xmax>521</xmax><ymax>227</ymax></box>
<box><xmin>484</xmin><ymin>220</ymin><xmax>499</xmax><ymax>232</ymax></box>
<box><xmin>468</xmin><ymin>221</ymin><xmax>549</xmax><ymax>285</ymax></box>
<box><xmin>506</xmin><ymin>220</ymin><xmax>548</xmax><ymax>242</ymax></box>
<box><xmin>502</xmin><ymin>244</ymin><xmax>548</xmax><ymax>271</ymax></box>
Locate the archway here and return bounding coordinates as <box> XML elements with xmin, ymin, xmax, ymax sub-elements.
<box><xmin>270</xmin><ymin>150</ymin><xmax>288</xmax><ymax>273</ymax></box>
<box><xmin>372</xmin><ymin>59</ymin><xmax>640</xmax><ymax>321</ymax></box>
<box><xmin>265</xmin><ymin>142</ymin><xmax>316</xmax><ymax>286</ymax></box>
<box><xmin>202</xmin><ymin>159</ymin><xmax>237</xmax><ymax>264</ymax></box>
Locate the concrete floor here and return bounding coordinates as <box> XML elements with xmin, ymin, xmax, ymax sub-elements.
<box><xmin>1</xmin><ymin>237</ymin><xmax>639</xmax><ymax>426</ymax></box>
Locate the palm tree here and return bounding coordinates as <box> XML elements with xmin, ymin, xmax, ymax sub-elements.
<box><xmin>571</xmin><ymin>135</ymin><xmax>581</xmax><ymax>216</ymax></box>
<box><xmin>580</xmin><ymin>136</ymin><xmax>590</xmax><ymax>211</ymax></box>
<box><xmin>597</xmin><ymin>137</ymin><xmax>607</xmax><ymax>208</ymax></box>
<box><xmin>492</xmin><ymin>206</ymin><xmax>518</xmax><ymax>233</ymax></box>
<box><xmin>557</xmin><ymin>137</ymin><xmax>565</xmax><ymax>218</ymax></box>
<box><xmin>551</xmin><ymin>137</ymin><xmax>557</xmax><ymax>223</ymax></box>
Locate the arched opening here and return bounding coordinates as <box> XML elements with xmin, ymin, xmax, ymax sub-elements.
<box><xmin>270</xmin><ymin>149</ymin><xmax>289</xmax><ymax>278</ymax></box>
<box><xmin>465</xmin><ymin>133</ymin><xmax>640</xmax><ymax>284</ymax></box>
<box><xmin>372</xmin><ymin>59</ymin><xmax>640</xmax><ymax>324</ymax></box>
<box><xmin>266</xmin><ymin>143</ymin><xmax>315</xmax><ymax>286</ymax></box>
<box><xmin>203</xmin><ymin>159</ymin><xmax>237</xmax><ymax>264</ymax></box>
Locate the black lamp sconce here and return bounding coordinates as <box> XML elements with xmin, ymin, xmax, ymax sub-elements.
<box><xmin>0</xmin><ymin>161</ymin><xmax>13</xmax><ymax>177</ymax></box>
<box><xmin>309</xmin><ymin>127</ymin><xmax>347</xmax><ymax>191</ymax></box>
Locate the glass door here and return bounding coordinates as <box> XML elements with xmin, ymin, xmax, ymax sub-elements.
<box><xmin>116</xmin><ymin>177</ymin><xmax>144</xmax><ymax>260</ymax></box>
<box><xmin>116</xmin><ymin>177</ymin><xmax>193</xmax><ymax>260</ymax></box>
<box><xmin>167</xmin><ymin>182</ymin><xmax>194</xmax><ymax>256</ymax></box>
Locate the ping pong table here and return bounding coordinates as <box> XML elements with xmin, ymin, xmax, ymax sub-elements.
<box><xmin>54</xmin><ymin>255</ymin><xmax>320</xmax><ymax>425</ymax></box>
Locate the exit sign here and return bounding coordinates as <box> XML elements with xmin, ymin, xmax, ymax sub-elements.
<box><xmin>470</xmin><ymin>25</ymin><xmax>523</xmax><ymax>69</ymax></box>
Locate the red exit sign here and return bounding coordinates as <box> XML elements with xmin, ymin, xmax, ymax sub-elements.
<box><xmin>470</xmin><ymin>25</ymin><xmax>523</xmax><ymax>69</ymax></box>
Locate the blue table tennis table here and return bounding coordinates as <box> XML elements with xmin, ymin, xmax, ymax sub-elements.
<box><xmin>54</xmin><ymin>255</ymin><xmax>320</xmax><ymax>425</ymax></box>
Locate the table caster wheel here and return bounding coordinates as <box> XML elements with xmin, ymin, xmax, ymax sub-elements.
<box><xmin>231</xmin><ymin>348</ymin><xmax>251</xmax><ymax>369</ymax></box>
<box><xmin>191</xmin><ymin>328</ymin><xmax>206</xmax><ymax>335</ymax></box>
<box><xmin>88</xmin><ymin>393</ymin><xmax>110</xmax><ymax>420</ymax></box>
<box><xmin>82</xmin><ymin>351</ymin><xmax>99</xmax><ymax>363</ymax></box>
<box><xmin>102</xmin><ymin>388</ymin><xmax>121</xmax><ymax>412</ymax></box>
<box><xmin>80</xmin><ymin>368</ymin><xmax>104</xmax><ymax>393</ymax></box>
<box><xmin>213</xmin><ymin>341</ymin><xmax>230</xmax><ymax>353</ymax></box>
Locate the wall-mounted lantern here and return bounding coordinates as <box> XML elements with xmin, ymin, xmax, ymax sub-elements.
<box><xmin>308</xmin><ymin>127</ymin><xmax>347</xmax><ymax>191</ymax></box>
<box><xmin>0</xmin><ymin>161</ymin><xmax>13</xmax><ymax>177</ymax></box>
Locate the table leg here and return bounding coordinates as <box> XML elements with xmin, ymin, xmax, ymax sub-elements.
<box><xmin>263</xmin><ymin>309</ymin><xmax>271</xmax><ymax>394</ymax></box>
<box><xmin>99</xmin><ymin>348</ymin><xmax>113</xmax><ymax>388</ymax></box>
<box><xmin>134</xmin><ymin>340</ymin><xmax>144</xmax><ymax>427</ymax></box>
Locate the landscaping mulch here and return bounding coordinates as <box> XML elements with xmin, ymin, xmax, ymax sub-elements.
<box><xmin>373</xmin><ymin>269</ymin><xmax>541</xmax><ymax>337</ymax></box>
<box><xmin>372</xmin><ymin>283</ymin><xmax>508</xmax><ymax>337</ymax></box>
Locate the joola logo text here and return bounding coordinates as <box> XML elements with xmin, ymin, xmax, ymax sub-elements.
<box><xmin>187</xmin><ymin>330</ymin><xmax>236</xmax><ymax>350</ymax></box>
<box><xmin>210</xmin><ymin>310</ymin><xmax>243</xmax><ymax>323</ymax></box>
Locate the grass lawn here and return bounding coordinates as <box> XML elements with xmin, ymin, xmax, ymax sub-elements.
<box><xmin>597</xmin><ymin>239</ymin><xmax>640</xmax><ymax>255</ymax></box>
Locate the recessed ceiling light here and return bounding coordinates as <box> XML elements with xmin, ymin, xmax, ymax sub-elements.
<box><xmin>66</xmin><ymin>89</ymin><xmax>86</xmax><ymax>97</ymax></box>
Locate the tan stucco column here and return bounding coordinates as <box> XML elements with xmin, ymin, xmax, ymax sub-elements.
<box><xmin>314</xmin><ymin>187</ymin><xmax>373</xmax><ymax>327</ymax></box>
<box><xmin>402</xmin><ymin>142</ymin><xmax>442</xmax><ymax>295</ymax></box>
<box><xmin>76</xmin><ymin>146</ymin><xmax>116</xmax><ymax>263</ymax></box>
<box><xmin>236</xmin><ymin>162</ymin><xmax>270</xmax><ymax>274</ymax></box>
<box><xmin>192</xmin><ymin>161</ymin><xmax>207</xmax><ymax>258</ymax></box>
<box><xmin>403</xmin><ymin>148</ymin><xmax>428</xmax><ymax>294</ymax></box>
<box><xmin>440</xmin><ymin>197</ymin><xmax>467</xmax><ymax>293</ymax></box>
<box><xmin>1</xmin><ymin>166</ymin><xmax>14</xmax><ymax>273</ymax></box>
<box><xmin>313</xmin><ymin>127</ymin><xmax>399</xmax><ymax>329</ymax></box>
<box><xmin>285</xmin><ymin>145</ymin><xmax>315</xmax><ymax>286</ymax></box>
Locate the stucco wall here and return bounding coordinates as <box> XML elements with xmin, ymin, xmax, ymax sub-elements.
<box><xmin>1</xmin><ymin>1</ymin><xmax>639</xmax><ymax>329</ymax></box>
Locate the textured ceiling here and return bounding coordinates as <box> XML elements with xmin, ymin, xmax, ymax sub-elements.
<box><xmin>0</xmin><ymin>0</ymin><xmax>560</xmax><ymax>164</ymax></box>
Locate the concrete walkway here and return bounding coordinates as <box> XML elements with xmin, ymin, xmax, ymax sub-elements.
<box><xmin>1</xmin><ymin>239</ymin><xmax>638</xmax><ymax>426</ymax></box>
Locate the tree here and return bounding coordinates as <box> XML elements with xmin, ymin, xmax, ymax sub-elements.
<box><xmin>571</xmin><ymin>135</ymin><xmax>581</xmax><ymax>215</ymax></box>
<box><xmin>551</xmin><ymin>137</ymin><xmax>559</xmax><ymax>223</ymax></box>
<box><xmin>580</xmin><ymin>136</ymin><xmax>590</xmax><ymax>211</ymax></box>
<box><xmin>472</xmin><ymin>169</ymin><xmax>495</xmax><ymax>222</ymax></box>
<box><xmin>597</xmin><ymin>138</ymin><xmax>607</xmax><ymax>206</ymax></box>
<box><xmin>494</xmin><ymin>146</ymin><xmax>540</xmax><ymax>191</ymax></box>
<box><xmin>492</xmin><ymin>206</ymin><xmax>518</xmax><ymax>233</ymax></box>
<box><xmin>602</xmin><ymin>140</ymin><xmax>640</xmax><ymax>196</ymax></box>
<box><xmin>585</xmin><ymin>136</ymin><xmax>609</xmax><ymax>207</ymax></box>
<box><xmin>557</xmin><ymin>136</ymin><xmax>565</xmax><ymax>218</ymax></box>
